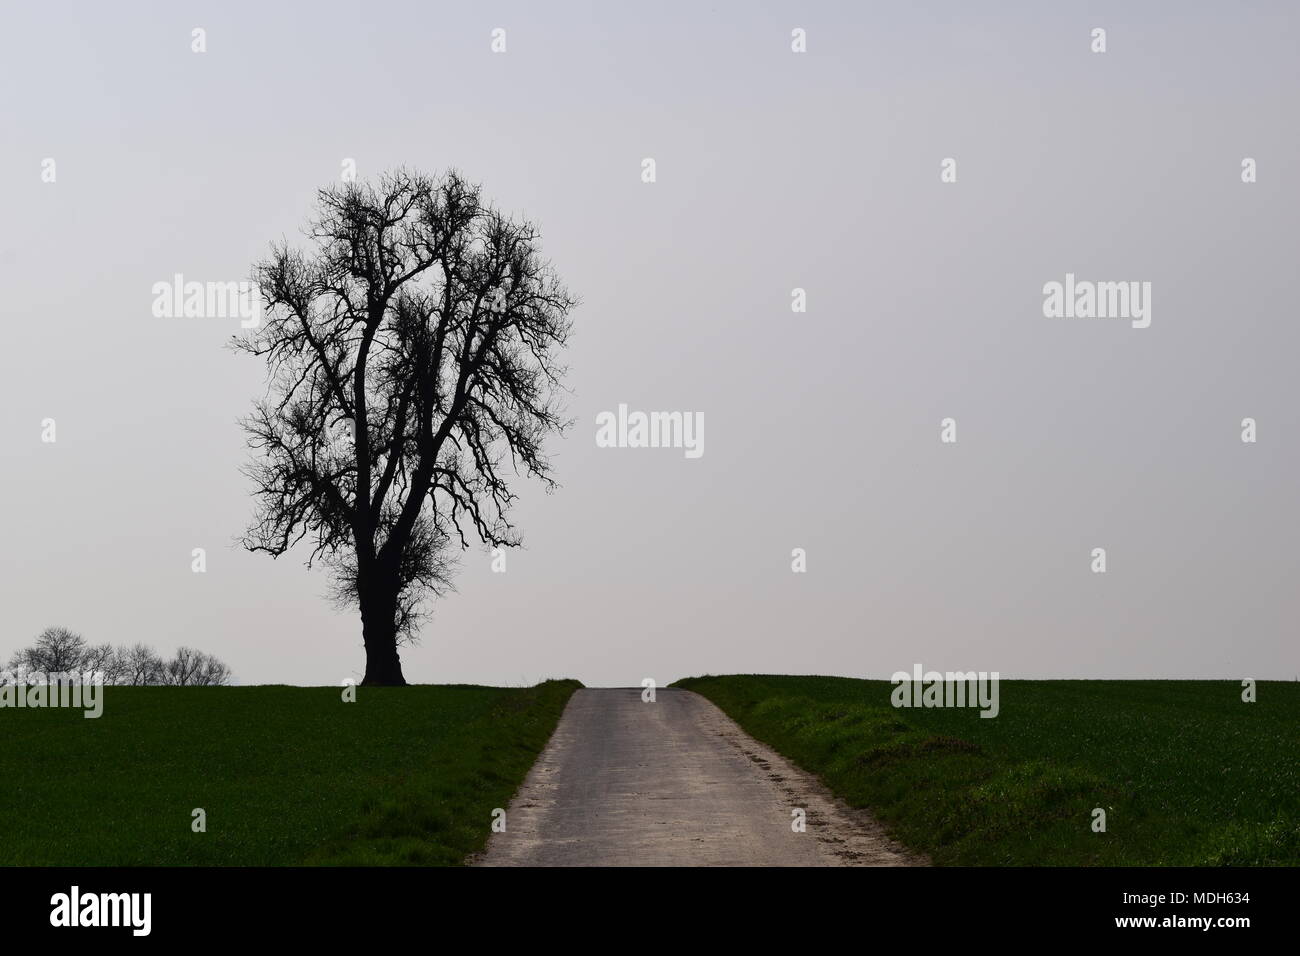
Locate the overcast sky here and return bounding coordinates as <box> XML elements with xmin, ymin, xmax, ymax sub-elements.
<box><xmin>2</xmin><ymin>1</ymin><xmax>1296</xmax><ymax>686</ymax></box>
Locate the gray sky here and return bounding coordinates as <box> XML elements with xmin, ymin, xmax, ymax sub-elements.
<box><xmin>2</xmin><ymin>1</ymin><xmax>1296</xmax><ymax>686</ymax></box>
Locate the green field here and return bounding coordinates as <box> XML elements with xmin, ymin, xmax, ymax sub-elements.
<box><xmin>0</xmin><ymin>680</ymin><xmax>579</xmax><ymax>866</ymax></box>
<box><xmin>674</xmin><ymin>675</ymin><xmax>1300</xmax><ymax>866</ymax></box>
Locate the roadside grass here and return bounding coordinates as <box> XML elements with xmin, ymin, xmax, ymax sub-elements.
<box><xmin>674</xmin><ymin>675</ymin><xmax>1300</xmax><ymax>866</ymax></box>
<box><xmin>0</xmin><ymin>679</ymin><xmax>580</xmax><ymax>866</ymax></box>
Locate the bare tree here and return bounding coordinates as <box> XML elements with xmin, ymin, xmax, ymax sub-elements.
<box><xmin>8</xmin><ymin>626</ymin><xmax>87</xmax><ymax>675</ymax></box>
<box><xmin>121</xmin><ymin>643</ymin><xmax>165</xmax><ymax>685</ymax></box>
<box><xmin>235</xmin><ymin>169</ymin><xmax>576</xmax><ymax>685</ymax></box>
<box><xmin>160</xmin><ymin>647</ymin><xmax>203</xmax><ymax>686</ymax></box>
<box><xmin>195</xmin><ymin>653</ymin><xmax>232</xmax><ymax>687</ymax></box>
<box><xmin>161</xmin><ymin>647</ymin><xmax>232</xmax><ymax>687</ymax></box>
<box><xmin>81</xmin><ymin>643</ymin><xmax>128</xmax><ymax>685</ymax></box>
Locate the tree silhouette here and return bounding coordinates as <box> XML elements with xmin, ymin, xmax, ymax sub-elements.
<box><xmin>236</xmin><ymin>169</ymin><xmax>575</xmax><ymax>685</ymax></box>
<box><xmin>160</xmin><ymin>647</ymin><xmax>232</xmax><ymax>687</ymax></box>
<box><xmin>121</xmin><ymin>643</ymin><xmax>165</xmax><ymax>685</ymax></box>
<box><xmin>5</xmin><ymin>631</ymin><xmax>231</xmax><ymax>685</ymax></box>
<box><xmin>7</xmin><ymin>626</ymin><xmax>87</xmax><ymax>675</ymax></box>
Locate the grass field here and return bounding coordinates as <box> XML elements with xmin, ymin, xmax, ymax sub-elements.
<box><xmin>0</xmin><ymin>680</ymin><xmax>579</xmax><ymax>866</ymax></box>
<box><xmin>674</xmin><ymin>675</ymin><xmax>1300</xmax><ymax>866</ymax></box>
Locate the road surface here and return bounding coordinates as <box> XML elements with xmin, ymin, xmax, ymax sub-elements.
<box><xmin>475</xmin><ymin>687</ymin><xmax>920</xmax><ymax>867</ymax></box>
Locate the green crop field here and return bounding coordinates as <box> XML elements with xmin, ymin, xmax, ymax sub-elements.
<box><xmin>0</xmin><ymin>680</ymin><xmax>579</xmax><ymax>866</ymax></box>
<box><xmin>674</xmin><ymin>675</ymin><xmax>1300</xmax><ymax>866</ymax></box>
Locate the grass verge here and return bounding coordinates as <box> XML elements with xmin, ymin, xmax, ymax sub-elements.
<box><xmin>674</xmin><ymin>675</ymin><xmax>1299</xmax><ymax>866</ymax></box>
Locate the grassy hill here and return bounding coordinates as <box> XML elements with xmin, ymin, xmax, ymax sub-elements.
<box><xmin>0</xmin><ymin>680</ymin><xmax>579</xmax><ymax>866</ymax></box>
<box><xmin>675</xmin><ymin>675</ymin><xmax>1300</xmax><ymax>866</ymax></box>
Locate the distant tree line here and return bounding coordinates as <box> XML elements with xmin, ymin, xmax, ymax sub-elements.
<box><xmin>5</xmin><ymin>627</ymin><xmax>232</xmax><ymax>686</ymax></box>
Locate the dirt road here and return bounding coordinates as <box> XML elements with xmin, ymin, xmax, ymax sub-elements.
<box><xmin>475</xmin><ymin>687</ymin><xmax>920</xmax><ymax>867</ymax></box>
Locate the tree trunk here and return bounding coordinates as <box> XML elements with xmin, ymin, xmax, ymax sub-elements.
<box><xmin>359</xmin><ymin>579</ymin><xmax>407</xmax><ymax>686</ymax></box>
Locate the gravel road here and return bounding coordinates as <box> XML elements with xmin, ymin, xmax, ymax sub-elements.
<box><xmin>475</xmin><ymin>687</ymin><xmax>921</xmax><ymax>867</ymax></box>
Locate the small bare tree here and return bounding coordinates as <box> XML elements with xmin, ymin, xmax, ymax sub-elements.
<box><xmin>7</xmin><ymin>626</ymin><xmax>87</xmax><ymax>675</ymax></box>
<box><xmin>81</xmin><ymin>644</ymin><xmax>128</xmax><ymax>685</ymax></box>
<box><xmin>195</xmin><ymin>654</ymin><xmax>232</xmax><ymax>687</ymax></box>
<box><xmin>121</xmin><ymin>643</ymin><xmax>165</xmax><ymax>685</ymax></box>
<box><xmin>161</xmin><ymin>647</ymin><xmax>201</xmax><ymax>686</ymax></box>
<box><xmin>236</xmin><ymin>169</ymin><xmax>575</xmax><ymax>685</ymax></box>
<box><xmin>159</xmin><ymin>648</ymin><xmax>232</xmax><ymax>687</ymax></box>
